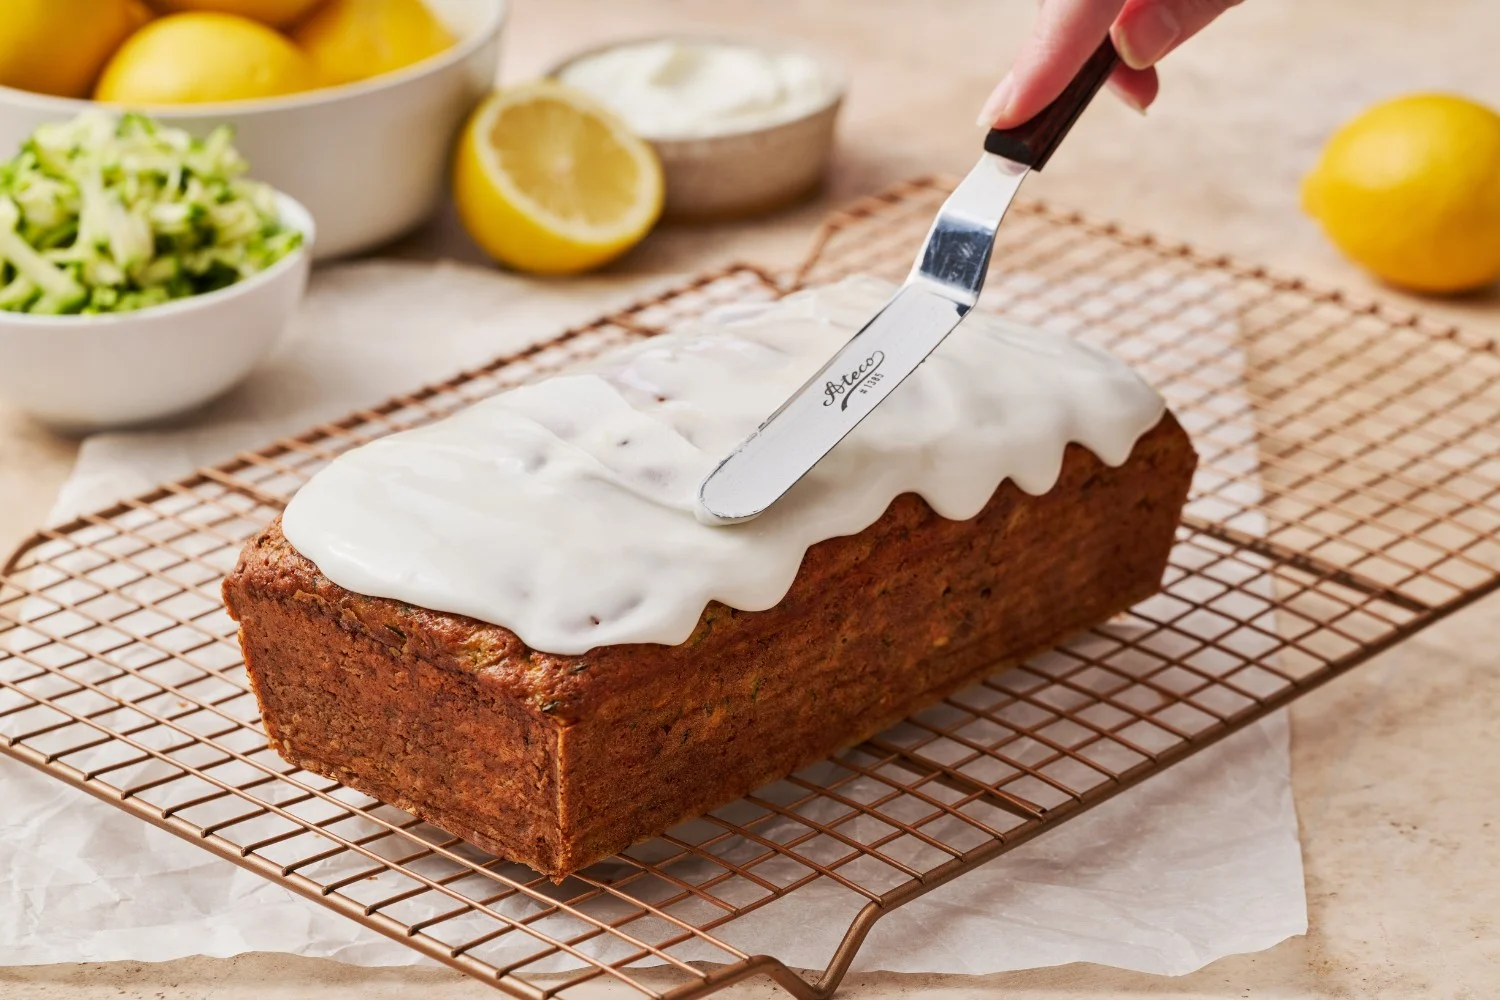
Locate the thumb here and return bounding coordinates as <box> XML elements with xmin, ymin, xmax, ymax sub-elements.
<box><xmin>1112</xmin><ymin>0</ymin><xmax>1242</xmax><ymax>70</ymax></box>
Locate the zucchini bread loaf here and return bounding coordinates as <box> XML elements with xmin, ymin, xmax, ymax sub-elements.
<box><xmin>223</xmin><ymin>277</ymin><xmax>1197</xmax><ymax>877</ymax></box>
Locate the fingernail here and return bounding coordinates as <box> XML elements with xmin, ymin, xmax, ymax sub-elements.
<box><xmin>1116</xmin><ymin>5</ymin><xmax>1181</xmax><ymax>69</ymax></box>
<box><xmin>1108</xmin><ymin>80</ymin><xmax>1149</xmax><ymax>116</ymax></box>
<box><xmin>977</xmin><ymin>73</ymin><xmax>1016</xmax><ymax>128</ymax></box>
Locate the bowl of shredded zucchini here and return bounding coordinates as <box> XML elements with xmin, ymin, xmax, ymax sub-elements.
<box><xmin>0</xmin><ymin>110</ymin><xmax>312</xmax><ymax>430</ymax></box>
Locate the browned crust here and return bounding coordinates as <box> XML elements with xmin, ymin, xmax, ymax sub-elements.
<box><xmin>224</xmin><ymin>414</ymin><xmax>1196</xmax><ymax>875</ymax></box>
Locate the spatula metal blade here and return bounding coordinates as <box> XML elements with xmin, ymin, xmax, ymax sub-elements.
<box><xmin>695</xmin><ymin>153</ymin><xmax>1029</xmax><ymax>524</ymax></box>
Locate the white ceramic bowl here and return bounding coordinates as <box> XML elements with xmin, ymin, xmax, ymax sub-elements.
<box><xmin>550</xmin><ymin>37</ymin><xmax>845</xmax><ymax>221</ymax></box>
<box><xmin>0</xmin><ymin>195</ymin><xmax>313</xmax><ymax>433</ymax></box>
<box><xmin>0</xmin><ymin>0</ymin><xmax>505</xmax><ymax>259</ymax></box>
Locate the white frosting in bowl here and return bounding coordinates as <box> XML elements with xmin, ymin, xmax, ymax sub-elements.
<box><xmin>556</xmin><ymin>39</ymin><xmax>837</xmax><ymax>139</ymax></box>
<box><xmin>281</xmin><ymin>276</ymin><xmax>1166</xmax><ymax>655</ymax></box>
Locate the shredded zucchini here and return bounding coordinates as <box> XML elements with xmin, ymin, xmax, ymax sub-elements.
<box><xmin>0</xmin><ymin>111</ymin><xmax>302</xmax><ymax>315</ymax></box>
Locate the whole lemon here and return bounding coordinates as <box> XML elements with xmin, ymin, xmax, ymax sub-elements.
<box><xmin>147</xmin><ymin>0</ymin><xmax>326</xmax><ymax>28</ymax></box>
<box><xmin>0</xmin><ymin>0</ymin><xmax>145</xmax><ymax>98</ymax></box>
<box><xmin>1303</xmin><ymin>93</ymin><xmax>1500</xmax><ymax>294</ymax></box>
<box><xmin>96</xmin><ymin>12</ymin><xmax>319</xmax><ymax>104</ymax></box>
<box><xmin>293</xmin><ymin>0</ymin><xmax>456</xmax><ymax>86</ymax></box>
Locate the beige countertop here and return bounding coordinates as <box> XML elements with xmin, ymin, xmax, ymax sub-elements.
<box><xmin>4</xmin><ymin>1</ymin><xmax>1498</xmax><ymax>997</ymax></box>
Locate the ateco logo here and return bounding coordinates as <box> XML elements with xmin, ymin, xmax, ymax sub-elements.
<box><xmin>822</xmin><ymin>351</ymin><xmax>887</xmax><ymax>411</ymax></box>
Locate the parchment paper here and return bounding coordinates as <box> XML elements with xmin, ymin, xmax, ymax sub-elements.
<box><xmin>0</xmin><ymin>260</ymin><xmax>1306</xmax><ymax>976</ymax></box>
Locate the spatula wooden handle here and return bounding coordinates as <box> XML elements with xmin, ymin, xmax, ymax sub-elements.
<box><xmin>984</xmin><ymin>37</ymin><xmax>1121</xmax><ymax>171</ymax></box>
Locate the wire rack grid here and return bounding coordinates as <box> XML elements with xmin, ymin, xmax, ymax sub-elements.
<box><xmin>3</xmin><ymin>176</ymin><xmax>1499</xmax><ymax>1000</ymax></box>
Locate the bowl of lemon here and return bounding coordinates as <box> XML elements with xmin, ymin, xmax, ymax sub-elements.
<box><xmin>0</xmin><ymin>0</ymin><xmax>505</xmax><ymax>259</ymax></box>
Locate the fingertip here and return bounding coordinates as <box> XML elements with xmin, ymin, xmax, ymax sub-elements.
<box><xmin>977</xmin><ymin>73</ymin><xmax>1018</xmax><ymax>129</ymax></box>
<box><xmin>1107</xmin><ymin>64</ymin><xmax>1158</xmax><ymax>115</ymax></box>
<box><xmin>987</xmin><ymin>0</ymin><xmax>1128</xmax><ymax>128</ymax></box>
<box><xmin>1112</xmin><ymin>4</ymin><xmax>1183</xmax><ymax>69</ymax></box>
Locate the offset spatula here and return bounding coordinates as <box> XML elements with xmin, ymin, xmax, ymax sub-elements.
<box><xmin>697</xmin><ymin>39</ymin><xmax>1122</xmax><ymax>524</ymax></box>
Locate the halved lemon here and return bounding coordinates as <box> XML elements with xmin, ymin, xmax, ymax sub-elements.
<box><xmin>453</xmin><ymin>82</ymin><xmax>664</xmax><ymax>276</ymax></box>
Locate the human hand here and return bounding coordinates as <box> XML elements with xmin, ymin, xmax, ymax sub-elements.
<box><xmin>979</xmin><ymin>0</ymin><xmax>1242</xmax><ymax>127</ymax></box>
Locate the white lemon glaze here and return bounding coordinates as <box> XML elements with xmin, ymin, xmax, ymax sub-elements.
<box><xmin>557</xmin><ymin>39</ymin><xmax>835</xmax><ymax>139</ymax></box>
<box><xmin>281</xmin><ymin>276</ymin><xmax>1166</xmax><ymax>655</ymax></box>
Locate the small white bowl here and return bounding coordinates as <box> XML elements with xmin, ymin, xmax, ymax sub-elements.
<box><xmin>0</xmin><ymin>194</ymin><xmax>313</xmax><ymax>433</ymax></box>
<box><xmin>0</xmin><ymin>0</ymin><xmax>506</xmax><ymax>259</ymax></box>
<box><xmin>549</xmin><ymin>37</ymin><xmax>845</xmax><ymax>222</ymax></box>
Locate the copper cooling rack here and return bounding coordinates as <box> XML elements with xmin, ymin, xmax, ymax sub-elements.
<box><xmin>4</xmin><ymin>176</ymin><xmax>1500</xmax><ymax>999</ymax></box>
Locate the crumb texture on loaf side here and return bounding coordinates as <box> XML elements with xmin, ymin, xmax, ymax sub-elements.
<box><xmin>223</xmin><ymin>413</ymin><xmax>1197</xmax><ymax>876</ymax></box>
